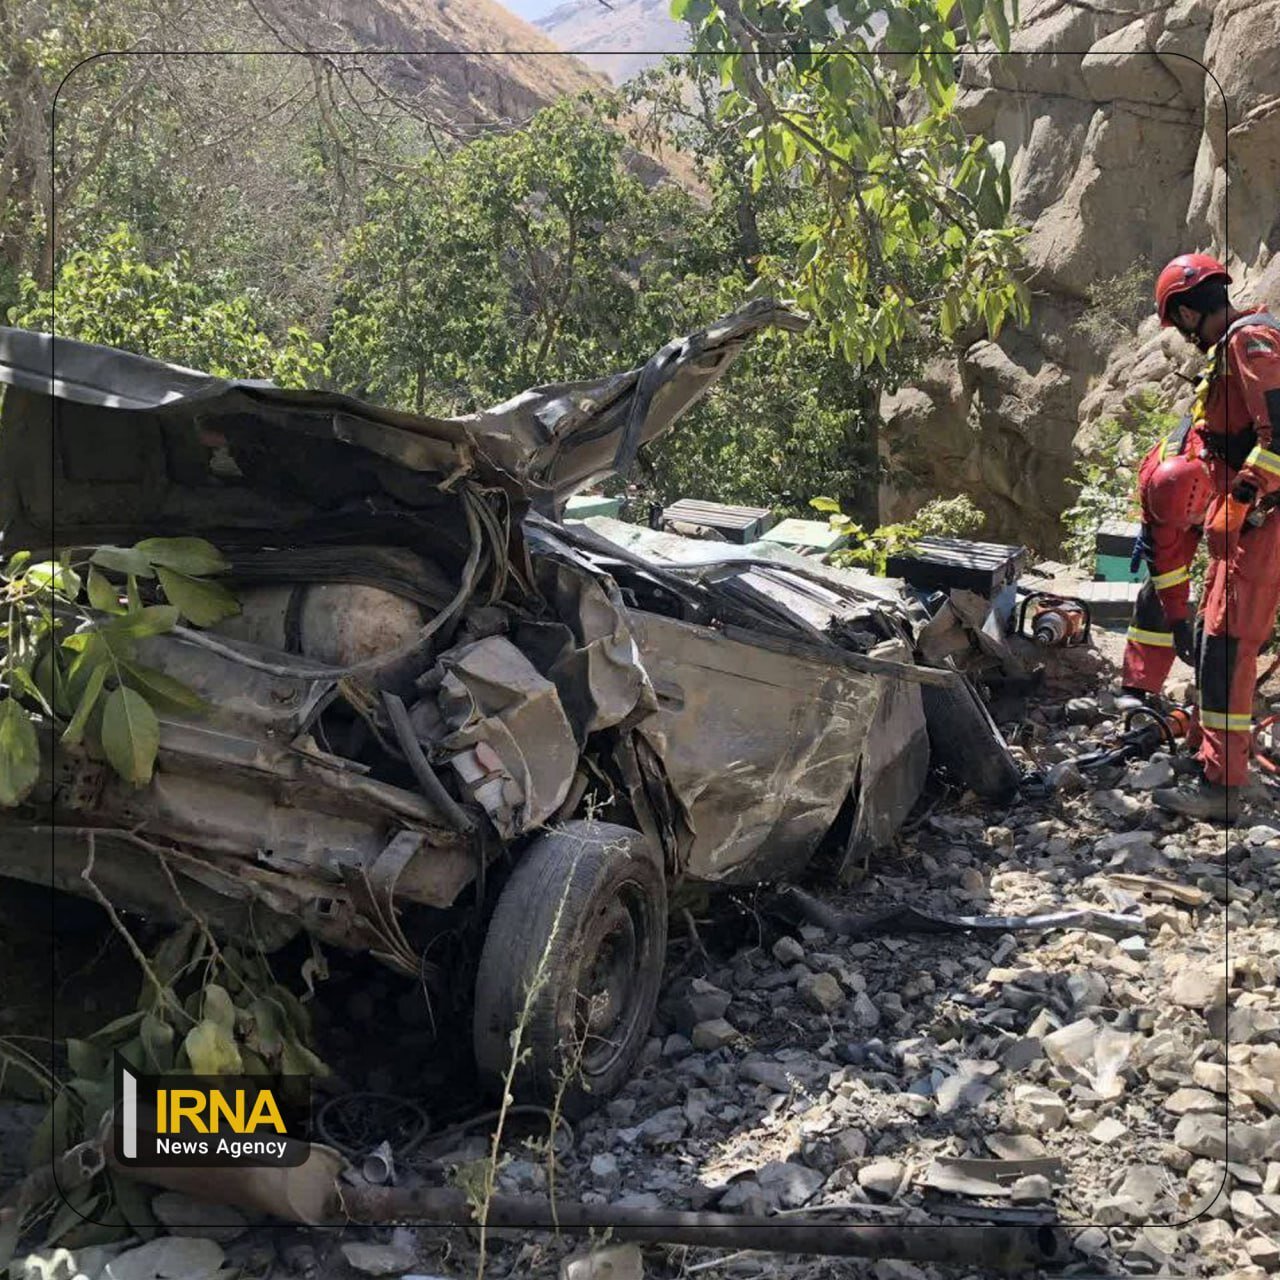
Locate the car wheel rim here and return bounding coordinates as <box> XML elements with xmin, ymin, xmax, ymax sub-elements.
<box><xmin>573</xmin><ymin>879</ymin><xmax>652</xmax><ymax>1080</ymax></box>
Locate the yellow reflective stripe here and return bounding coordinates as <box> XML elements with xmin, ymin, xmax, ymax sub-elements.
<box><xmin>1127</xmin><ymin>627</ymin><xmax>1174</xmax><ymax>647</ymax></box>
<box><xmin>1201</xmin><ymin>710</ymin><xmax>1252</xmax><ymax>731</ymax></box>
<box><xmin>1152</xmin><ymin>566</ymin><xmax>1190</xmax><ymax>590</ymax></box>
<box><xmin>1244</xmin><ymin>444</ymin><xmax>1280</xmax><ymax>477</ymax></box>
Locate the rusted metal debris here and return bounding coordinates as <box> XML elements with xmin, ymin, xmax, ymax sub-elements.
<box><xmin>776</xmin><ymin>885</ymin><xmax>1147</xmax><ymax>940</ymax></box>
<box><xmin>341</xmin><ymin>1185</ymin><xmax>1066</xmax><ymax>1272</ymax></box>
<box><xmin>97</xmin><ymin>1130</ymin><xmax>1063</xmax><ymax>1273</ymax></box>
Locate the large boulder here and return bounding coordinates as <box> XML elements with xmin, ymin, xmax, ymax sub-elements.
<box><xmin>882</xmin><ymin>0</ymin><xmax>1280</xmax><ymax>551</ymax></box>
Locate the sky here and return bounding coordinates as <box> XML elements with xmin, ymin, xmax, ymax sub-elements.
<box><xmin>499</xmin><ymin>0</ymin><xmax>567</xmax><ymax>22</ymax></box>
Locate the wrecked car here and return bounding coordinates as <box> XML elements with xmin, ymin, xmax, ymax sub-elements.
<box><xmin>0</xmin><ymin>304</ymin><xmax>1013</xmax><ymax>1114</ymax></box>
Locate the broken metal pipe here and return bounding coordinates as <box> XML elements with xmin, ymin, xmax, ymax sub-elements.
<box><xmin>104</xmin><ymin>1139</ymin><xmax>1061</xmax><ymax>1271</ymax></box>
<box><xmin>776</xmin><ymin>886</ymin><xmax>1146</xmax><ymax>940</ymax></box>
<box><xmin>381</xmin><ymin>690</ymin><xmax>474</xmax><ymax>834</ymax></box>
<box><xmin>341</xmin><ymin>1185</ymin><xmax>1065</xmax><ymax>1272</ymax></box>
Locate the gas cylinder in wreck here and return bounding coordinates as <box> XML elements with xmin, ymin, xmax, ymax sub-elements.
<box><xmin>214</xmin><ymin>584</ymin><xmax>425</xmax><ymax>665</ymax></box>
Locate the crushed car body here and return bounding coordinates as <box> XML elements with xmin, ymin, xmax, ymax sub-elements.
<box><xmin>0</xmin><ymin>304</ymin><xmax>1017</xmax><ymax>1110</ymax></box>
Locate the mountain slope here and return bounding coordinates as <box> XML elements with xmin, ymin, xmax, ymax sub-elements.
<box><xmin>535</xmin><ymin>0</ymin><xmax>690</xmax><ymax>83</ymax></box>
<box><xmin>273</xmin><ymin>0</ymin><xmax>610</xmax><ymax>124</ymax></box>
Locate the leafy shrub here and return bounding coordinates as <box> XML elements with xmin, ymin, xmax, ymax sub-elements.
<box><xmin>1061</xmin><ymin>392</ymin><xmax>1180</xmax><ymax>570</ymax></box>
<box><xmin>0</xmin><ymin>538</ymin><xmax>238</xmax><ymax>807</ymax></box>
<box><xmin>9</xmin><ymin>225</ymin><xmax>327</xmax><ymax>387</ymax></box>
<box><xmin>1073</xmin><ymin>261</ymin><xmax>1155</xmax><ymax>346</ymax></box>
<box><xmin>814</xmin><ymin>493</ymin><xmax>986</xmax><ymax>575</ymax></box>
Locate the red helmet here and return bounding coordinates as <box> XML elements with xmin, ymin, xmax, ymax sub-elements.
<box><xmin>1146</xmin><ymin>453</ymin><xmax>1213</xmax><ymax>529</ymax></box>
<box><xmin>1155</xmin><ymin>253</ymin><xmax>1231</xmax><ymax>326</ymax></box>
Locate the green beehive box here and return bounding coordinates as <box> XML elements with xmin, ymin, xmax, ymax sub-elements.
<box><xmin>1095</xmin><ymin>519</ymin><xmax>1148</xmax><ymax>584</ymax></box>
<box><xmin>565</xmin><ymin>493</ymin><xmax>623</xmax><ymax>520</ymax></box>
<box><xmin>760</xmin><ymin>517</ymin><xmax>850</xmax><ymax>555</ymax></box>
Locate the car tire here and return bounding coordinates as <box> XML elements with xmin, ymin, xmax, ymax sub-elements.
<box><xmin>473</xmin><ymin>820</ymin><xmax>667</xmax><ymax>1119</ymax></box>
<box><xmin>922</xmin><ymin>675</ymin><xmax>1022</xmax><ymax>802</ymax></box>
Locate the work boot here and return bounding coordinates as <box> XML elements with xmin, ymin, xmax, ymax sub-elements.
<box><xmin>1152</xmin><ymin>777</ymin><xmax>1242</xmax><ymax>824</ymax></box>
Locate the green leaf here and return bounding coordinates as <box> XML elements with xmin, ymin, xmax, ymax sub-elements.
<box><xmin>281</xmin><ymin>1037</ymin><xmax>327</xmax><ymax>1078</ymax></box>
<box><xmin>100</xmin><ymin>686</ymin><xmax>160</xmax><ymax>786</ymax></box>
<box><xmin>809</xmin><ymin>496</ymin><xmax>843</xmax><ymax>514</ymax></box>
<box><xmin>984</xmin><ymin>0</ymin><xmax>1011</xmax><ymax>50</ymax></box>
<box><xmin>61</xmin><ymin>662</ymin><xmax>107</xmax><ymax>748</ymax></box>
<box><xmin>66</xmin><ymin>1074</ymin><xmax>114</xmax><ymax>1132</ymax></box>
<box><xmin>103</xmin><ymin>604</ymin><xmax>180</xmax><ymax>640</ymax></box>
<box><xmin>28</xmin><ymin>1089</ymin><xmax>71</xmax><ymax>1172</ymax></box>
<box><xmin>35</xmin><ymin>652</ymin><xmax>66</xmax><ymax>718</ymax></box>
<box><xmin>183</xmin><ymin>1019</ymin><xmax>243</xmax><ymax>1075</ymax></box>
<box><xmin>152</xmin><ymin>922</ymin><xmax>202</xmax><ymax>987</ymax></box>
<box><xmin>0</xmin><ymin>697</ymin><xmax>41</xmax><ymax>807</ymax></box>
<box><xmin>202</xmin><ymin>983</ymin><xmax>236</xmax><ymax>1032</ymax></box>
<box><xmin>8</xmin><ymin>666</ymin><xmax>53</xmax><ymax>717</ymax></box>
<box><xmin>156</xmin><ymin>568</ymin><xmax>240</xmax><ymax>628</ymax></box>
<box><xmin>86</xmin><ymin>568</ymin><xmax>123</xmax><ymax>613</ymax></box>
<box><xmin>959</xmin><ymin>0</ymin><xmax>984</xmax><ymax>42</ymax></box>
<box><xmin>46</xmin><ymin>1188</ymin><xmax>105</xmax><ymax>1245</ymax></box>
<box><xmin>271</xmin><ymin>986</ymin><xmax>313</xmax><ymax>1040</ymax></box>
<box><xmin>66</xmin><ymin>1038</ymin><xmax>108</xmax><ymax>1079</ymax></box>
<box><xmin>25</xmin><ymin>562</ymin><xmax>82</xmax><ymax>599</ymax></box>
<box><xmin>239</xmin><ymin>1048</ymin><xmax>270</xmax><ymax>1076</ymax></box>
<box><xmin>140</xmin><ymin>1013</ymin><xmax>176</xmax><ymax>1072</ymax></box>
<box><xmin>135</xmin><ymin>537</ymin><xmax>229</xmax><ymax>577</ymax></box>
<box><xmin>247</xmin><ymin>997</ymin><xmax>286</xmax><ymax>1061</ymax></box>
<box><xmin>90</xmin><ymin>546</ymin><xmax>155</xmax><ymax>578</ymax></box>
<box><xmin>119</xmin><ymin>662</ymin><xmax>208</xmax><ymax>715</ymax></box>
<box><xmin>87</xmin><ymin>1009</ymin><xmax>146</xmax><ymax>1046</ymax></box>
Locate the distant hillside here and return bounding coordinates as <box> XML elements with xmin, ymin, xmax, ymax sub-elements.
<box><xmin>273</xmin><ymin>0</ymin><xmax>610</xmax><ymax>123</ymax></box>
<box><xmin>535</xmin><ymin>0</ymin><xmax>690</xmax><ymax>83</ymax></box>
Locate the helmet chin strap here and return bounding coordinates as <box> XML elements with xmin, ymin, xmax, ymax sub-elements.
<box><xmin>1192</xmin><ymin>311</ymin><xmax>1214</xmax><ymax>351</ymax></box>
<box><xmin>1174</xmin><ymin>305</ymin><xmax>1213</xmax><ymax>351</ymax></box>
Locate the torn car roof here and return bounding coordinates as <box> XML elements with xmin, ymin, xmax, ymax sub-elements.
<box><xmin>0</xmin><ymin>300</ymin><xmax>808</xmax><ymax>534</ymax></box>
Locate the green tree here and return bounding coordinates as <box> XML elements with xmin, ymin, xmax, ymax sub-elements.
<box><xmin>10</xmin><ymin>224</ymin><xmax>325</xmax><ymax>384</ymax></box>
<box><xmin>672</xmin><ymin>0</ymin><xmax>1029</xmax><ymax>365</ymax></box>
<box><xmin>328</xmin><ymin>98</ymin><xmax>690</xmax><ymax>414</ymax></box>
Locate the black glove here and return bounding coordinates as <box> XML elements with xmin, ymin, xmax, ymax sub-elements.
<box><xmin>1172</xmin><ymin>618</ymin><xmax>1196</xmax><ymax>666</ymax></box>
<box><xmin>1130</xmin><ymin>528</ymin><xmax>1153</xmax><ymax>575</ymax></box>
<box><xmin>1232</xmin><ymin>478</ymin><xmax>1259</xmax><ymax>505</ymax></box>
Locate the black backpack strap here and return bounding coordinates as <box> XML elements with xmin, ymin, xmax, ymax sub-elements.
<box><xmin>1160</xmin><ymin>414</ymin><xmax>1194</xmax><ymax>459</ymax></box>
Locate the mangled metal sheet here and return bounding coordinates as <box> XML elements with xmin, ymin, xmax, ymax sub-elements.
<box><xmin>427</xmin><ymin>637</ymin><xmax>580</xmax><ymax>838</ymax></box>
<box><xmin>520</xmin><ymin>525</ymin><xmax>658</xmax><ymax>741</ymax></box>
<box><xmin>556</xmin><ymin>515</ymin><xmax>932</xmax><ymax>867</ymax></box>
<box><xmin>843</xmin><ymin>641</ymin><xmax>931</xmax><ymax>876</ymax></box>
<box><xmin>626</xmin><ymin>612</ymin><xmax>884</xmax><ymax>882</ymax></box>
<box><xmin>575</xmin><ymin>516</ymin><xmax>921</xmax><ymax>615</ymax></box>
<box><xmin>0</xmin><ymin>301</ymin><xmax>805</xmax><ymax>550</ymax></box>
<box><xmin>460</xmin><ymin>301</ymin><xmax>810</xmax><ymax>509</ymax></box>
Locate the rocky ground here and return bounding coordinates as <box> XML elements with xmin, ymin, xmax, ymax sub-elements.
<box><xmin>5</xmin><ymin>637</ymin><xmax>1280</xmax><ymax>1280</ymax></box>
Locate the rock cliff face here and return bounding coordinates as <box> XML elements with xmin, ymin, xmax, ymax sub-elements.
<box><xmin>879</xmin><ymin>0</ymin><xmax>1280</xmax><ymax>552</ymax></box>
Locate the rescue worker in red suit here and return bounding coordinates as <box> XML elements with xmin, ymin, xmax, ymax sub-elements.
<box><xmin>1148</xmin><ymin>253</ymin><xmax>1280</xmax><ymax>822</ymax></box>
<box><xmin>1121</xmin><ymin>418</ymin><xmax>1213</xmax><ymax>698</ymax></box>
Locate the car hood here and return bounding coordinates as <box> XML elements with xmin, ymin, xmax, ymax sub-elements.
<box><xmin>0</xmin><ymin>299</ymin><xmax>806</xmax><ymax>545</ymax></box>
